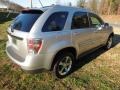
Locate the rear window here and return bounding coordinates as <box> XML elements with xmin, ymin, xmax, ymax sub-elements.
<box><xmin>11</xmin><ymin>10</ymin><xmax>43</xmax><ymax>32</ymax></box>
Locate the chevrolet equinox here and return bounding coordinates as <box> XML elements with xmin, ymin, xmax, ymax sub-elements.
<box><xmin>6</xmin><ymin>5</ymin><xmax>114</xmax><ymax>78</ymax></box>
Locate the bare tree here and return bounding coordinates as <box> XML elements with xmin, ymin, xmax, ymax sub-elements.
<box><xmin>89</xmin><ymin>0</ymin><xmax>98</xmax><ymax>13</ymax></box>
<box><xmin>99</xmin><ymin>0</ymin><xmax>109</xmax><ymax>15</ymax></box>
<box><xmin>77</xmin><ymin>0</ymin><xmax>86</xmax><ymax>8</ymax></box>
<box><xmin>107</xmin><ymin>0</ymin><xmax>112</xmax><ymax>15</ymax></box>
<box><xmin>111</xmin><ymin>0</ymin><xmax>120</xmax><ymax>14</ymax></box>
<box><xmin>117</xmin><ymin>4</ymin><xmax>120</xmax><ymax>15</ymax></box>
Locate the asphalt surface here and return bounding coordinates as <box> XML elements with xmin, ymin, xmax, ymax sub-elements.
<box><xmin>110</xmin><ymin>23</ymin><xmax>120</xmax><ymax>28</ymax></box>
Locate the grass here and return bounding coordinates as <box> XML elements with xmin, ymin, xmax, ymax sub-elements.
<box><xmin>0</xmin><ymin>14</ymin><xmax>120</xmax><ymax>90</ymax></box>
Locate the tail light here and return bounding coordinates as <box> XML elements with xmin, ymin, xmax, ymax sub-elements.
<box><xmin>27</xmin><ymin>38</ymin><xmax>42</xmax><ymax>54</ymax></box>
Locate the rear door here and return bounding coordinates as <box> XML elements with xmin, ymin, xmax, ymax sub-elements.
<box><xmin>7</xmin><ymin>10</ymin><xmax>43</xmax><ymax>58</ymax></box>
<box><xmin>71</xmin><ymin>12</ymin><xmax>95</xmax><ymax>55</ymax></box>
<box><xmin>41</xmin><ymin>12</ymin><xmax>71</xmax><ymax>52</ymax></box>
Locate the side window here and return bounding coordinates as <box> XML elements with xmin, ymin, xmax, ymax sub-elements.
<box><xmin>89</xmin><ymin>13</ymin><xmax>103</xmax><ymax>28</ymax></box>
<box><xmin>42</xmin><ymin>12</ymin><xmax>68</xmax><ymax>32</ymax></box>
<box><xmin>71</xmin><ymin>12</ymin><xmax>89</xmax><ymax>29</ymax></box>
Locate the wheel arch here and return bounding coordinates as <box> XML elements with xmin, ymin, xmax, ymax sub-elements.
<box><xmin>109</xmin><ymin>32</ymin><xmax>114</xmax><ymax>37</ymax></box>
<box><xmin>50</xmin><ymin>47</ymin><xmax>77</xmax><ymax>70</ymax></box>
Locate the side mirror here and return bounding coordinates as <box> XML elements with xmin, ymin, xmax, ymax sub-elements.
<box><xmin>104</xmin><ymin>23</ymin><xmax>109</xmax><ymax>28</ymax></box>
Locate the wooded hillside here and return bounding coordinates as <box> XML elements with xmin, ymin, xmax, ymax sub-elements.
<box><xmin>77</xmin><ymin>0</ymin><xmax>120</xmax><ymax>15</ymax></box>
<box><xmin>0</xmin><ymin>0</ymin><xmax>24</xmax><ymax>12</ymax></box>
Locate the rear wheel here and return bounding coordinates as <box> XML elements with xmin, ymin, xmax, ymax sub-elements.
<box><xmin>105</xmin><ymin>36</ymin><xmax>113</xmax><ymax>49</ymax></box>
<box><xmin>53</xmin><ymin>52</ymin><xmax>75</xmax><ymax>79</ymax></box>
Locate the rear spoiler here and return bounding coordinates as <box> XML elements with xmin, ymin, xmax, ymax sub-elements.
<box><xmin>21</xmin><ymin>9</ymin><xmax>43</xmax><ymax>14</ymax></box>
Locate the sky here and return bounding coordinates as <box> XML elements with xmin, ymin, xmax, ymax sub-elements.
<box><xmin>9</xmin><ymin>0</ymin><xmax>78</xmax><ymax>8</ymax></box>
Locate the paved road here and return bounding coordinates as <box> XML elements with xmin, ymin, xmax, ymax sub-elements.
<box><xmin>110</xmin><ymin>23</ymin><xmax>120</xmax><ymax>28</ymax></box>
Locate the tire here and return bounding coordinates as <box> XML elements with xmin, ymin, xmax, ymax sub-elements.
<box><xmin>53</xmin><ymin>52</ymin><xmax>75</xmax><ymax>79</ymax></box>
<box><xmin>105</xmin><ymin>36</ymin><xmax>113</xmax><ymax>50</ymax></box>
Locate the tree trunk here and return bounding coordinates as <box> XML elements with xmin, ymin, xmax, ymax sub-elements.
<box><xmin>107</xmin><ymin>1</ymin><xmax>112</xmax><ymax>15</ymax></box>
<box><xmin>117</xmin><ymin>4</ymin><xmax>120</xmax><ymax>15</ymax></box>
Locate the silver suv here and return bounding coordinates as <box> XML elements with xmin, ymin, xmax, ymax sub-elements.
<box><xmin>6</xmin><ymin>5</ymin><xmax>114</xmax><ymax>78</ymax></box>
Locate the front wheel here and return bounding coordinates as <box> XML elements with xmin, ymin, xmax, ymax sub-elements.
<box><xmin>53</xmin><ymin>52</ymin><xmax>75</xmax><ymax>79</ymax></box>
<box><xmin>105</xmin><ymin>36</ymin><xmax>113</xmax><ymax>50</ymax></box>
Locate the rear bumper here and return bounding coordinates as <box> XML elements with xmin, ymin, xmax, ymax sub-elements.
<box><xmin>6</xmin><ymin>42</ymin><xmax>54</xmax><ymax>71</ymax></box>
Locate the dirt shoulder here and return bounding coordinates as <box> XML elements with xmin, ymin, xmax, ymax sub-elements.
<box><xmin>101</xmin><ymin>15</ymin><xmax>120</xmax><ymax>34</ymax></box>
<box><xmin>101</xmin><ymin>15</ymin><xmax>120</xmax><ymax>24</ymax></box>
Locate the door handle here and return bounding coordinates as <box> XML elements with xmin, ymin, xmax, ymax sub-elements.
<box><xmin>73</xmin><ymin>32</ymin><xmax>79</xmax><ymax>35</ymax></box>
<box><xmin>94</xmin><ymin>30</ymin><xmax>99</xmax><ymax>33</ymax></box>
<box><xmin>94</xmin><ymin>29</ymin><xmax>102</xmax><ymax>33</ymax></box>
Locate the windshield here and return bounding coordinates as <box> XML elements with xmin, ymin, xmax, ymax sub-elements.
<box><xmin>11</xmin><ymin>10</ymin><xmax>43</xmax><ymax>32</ymax></box>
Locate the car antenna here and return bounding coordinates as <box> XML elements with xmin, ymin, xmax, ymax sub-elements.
<box><xmin>38</xmin><ymin>0</ymin><xmax>43</xmax><ymax>7</ymax></box>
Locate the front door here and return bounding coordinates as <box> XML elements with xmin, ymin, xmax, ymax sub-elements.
<box><xmin>88</xmin><ymin>13</ymin><xmax>105</xmax><ymax>47</ymax></box>
<box><xmin>71</xmin><ymin>11</ymin><xmax>95</xmax><ymax>55</ymax></box>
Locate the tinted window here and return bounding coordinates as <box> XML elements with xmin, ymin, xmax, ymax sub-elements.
<box><xmin>89</xmin><ymin>13</ymin><xmax>104</xmax><ymax>28</ymax></box>
<box><xmin>11</xmin><ymin>10</ymin><xmax>43</xmax><ymax>32</ymax></box>
<box><xmin>71</xmin><ymin>12</ymin><xmax>89</xmax><ymax>29</ymax></box>
<box><xmin>42</xmin><ymin>12</ymin><xmax>68</xmax><ymax>32</ymax></box>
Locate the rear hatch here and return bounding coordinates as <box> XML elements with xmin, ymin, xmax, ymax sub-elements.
<box><xmin>7</xmin><ymin>9</ymin><xmax>43</xmax><ymax>58</ymax></box>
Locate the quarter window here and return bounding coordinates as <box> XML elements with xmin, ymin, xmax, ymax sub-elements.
<box><xmin>42</xmin><ymin>12</ymin><xmax>68</xmax><ymax>32</ymax></box>
<box><xmin>71</xmin><ymin>12</ymin><xmax>89</xmax><ymax>29</ymax></box>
